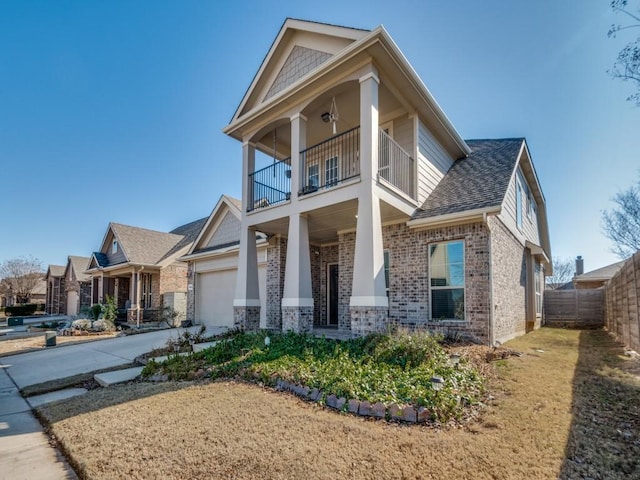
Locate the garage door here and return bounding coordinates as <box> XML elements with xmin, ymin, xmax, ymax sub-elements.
<box><xmin>196</xmin><ymin>266</ymin><xmax>266</xmax><ymax>329</ymax></box>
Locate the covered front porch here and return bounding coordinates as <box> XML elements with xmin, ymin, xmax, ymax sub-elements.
<box><xmin>90</xmin><ymin>267</ymin><xmax>159</xmax><ymax>325</ymax></box>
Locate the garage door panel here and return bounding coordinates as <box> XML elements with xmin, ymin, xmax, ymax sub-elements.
<box><xmin>196</xmin><ymin>264</ymin><xmax>267</xmax><ymax>330</ymax></box>
<box><xmin>196</xmin><ymin>270</ymin><xmax>237</xmax><ymax>328</ymax></box>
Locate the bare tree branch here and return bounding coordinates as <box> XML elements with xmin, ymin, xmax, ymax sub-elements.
<box><xmin>602</xmin><ymin>175</ymin><xmax>640</xmax><ymax>258</ymax></box>
<box><xmin>546</xmin><ymin>257</ymin><xmax>576</xmax><ymax>289</ymax></box>
<box><xmin>609</xmin><ymin>0</ymin><xmax>640</xmax><ymax>105</ymax></box>
<box><xmin>0</xmin><ymin>256</ymin><xmax>44</xmax><ymax>304</ymax></box>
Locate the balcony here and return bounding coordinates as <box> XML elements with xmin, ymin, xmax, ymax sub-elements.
<box><xmin>247</xmin><ymin>127</ymin><xmax>415</xmax><ymax>213</ymax></box>
<box><xmin>248</xmin><ymin>158</ymin><xmax>291</xmax><ymax>211</ymax></box>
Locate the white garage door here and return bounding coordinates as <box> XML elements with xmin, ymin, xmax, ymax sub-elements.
<box><xmin>196</xmin><ymin>266</ymin><xmax>267</xmax><ymax>329</ymax></box>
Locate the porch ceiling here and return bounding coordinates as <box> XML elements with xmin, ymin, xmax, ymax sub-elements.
<box><xmin>254</xmin><ymin>198</ymin><xmax>411</xmax><ymax>244</ymax></box>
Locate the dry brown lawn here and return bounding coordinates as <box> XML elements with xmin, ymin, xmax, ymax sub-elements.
<box><xmin>0</xmin><ymin>332</ymin><xmax>118</xmax><ymax>356</ymax></box>
<box><xmin>36</xmin><ymin>328</ymin><xmax>640</xmax><ymax>480</ymax></box>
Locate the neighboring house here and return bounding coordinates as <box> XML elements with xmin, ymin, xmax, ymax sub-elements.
<box><xmin>573</xmin><ymin>261</ymin><xmax>625</xmax><ymax>289</ymax></box>
<box><xmin>85</xmin><ymin>218</ymin><xmax>206</xmax><ymax>324</ymax></box>
<box><xmin>181</xmin><ymin>195</ymin><xmax>269</xmax><ymax>329</ymax></box>
<box><xmin>30</xmin><ymin>278</ymin><xmax>47</xmax><ymax>305</ymax></box>
<box><xmin>45</xmin><ymin>265</ymin><xmax>66</xmax><ymax>314</ymax></box>
<box><xmin>1</xmin><ymin>276</ymin><xmax>46</xmax><ymax>306</ymax></box>
<box><xmin>64</xmin><ymin>255</ymin><xmax>92</xmax><ymax>316</ymax></box>
<box><xmin>221</xmin><ymin>18</ymin><xmax>552</xmax><ymax>345</ymax></box>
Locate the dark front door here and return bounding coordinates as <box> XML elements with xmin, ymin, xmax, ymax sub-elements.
<box><xmin>328</xmin><ymin>264</ymin><xmax>339</xmax><ymax>326</ymax></box>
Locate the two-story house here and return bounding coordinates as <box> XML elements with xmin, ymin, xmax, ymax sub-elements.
<box><xmin>219</xmin><ymin>19</ymin><xmax>551</xmax><ymax>345</ymax></box>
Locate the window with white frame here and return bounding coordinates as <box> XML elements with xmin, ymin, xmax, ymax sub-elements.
<box><xmin>112</xmin><ymin>240</ymin><xmax>118</xmax><ymax>254</ymax></box>
<box><xmin>429</xmin><ymin>240</ymin><xmax>465</xmax><ymax>320</ymax></box>
<box><xmin>325</xmin><ymin>156</ymin><xmax>339</xmax><ymax>187</ymax></box>
<box><xmin>535</xmin><ymin>263</ymin><xmax>543</xmax><ymax>314</ymax></box>
<box><xmin>307</xmin><ymin>163</ymin><xmax>319</xmax><ymax>189</ymax></box>
<box><xmin>516</xmin><ymin>178</ymin><xmax>523</xmax><ymax>231</ymax></box>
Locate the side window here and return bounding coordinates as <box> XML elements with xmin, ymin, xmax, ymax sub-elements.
<box><xmin>112</xmin><ymin>240</ymin><xmax>118</xmax><ymax>254</ymax></box>
<box><xmin>429</xmin><ymin>240</ymin><xmax>465</xmax><ymax>320</ymax></box>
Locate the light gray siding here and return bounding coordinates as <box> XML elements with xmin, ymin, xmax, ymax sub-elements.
<box><xmin>416</xmin><ymin>120</ymin><xmax>455</xmax><ymax>205</ymax></box>
<box><xmin>207</xmin><ymin>212</ymin><xmax>241</xmax><ymax>248</ymax></box>
<box><xmin>499</xmin><ymin>167</ymin><xmax>541</xmax><ymax>245</ymax></box>
<box><xmin>392</xmin><ymin>115</ymin><xmax>413</xmax><ymax>157</ymax></box>
<box><xmin>105</xmin><ymin>230</ymin><xmax>127</xmax><ymax>265</ymax></box>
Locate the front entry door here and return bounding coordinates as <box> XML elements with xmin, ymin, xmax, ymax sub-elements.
<box><xmin>328</xmin><ymin>264</ymin><xmax>339</xmax><ymax>326</ymax></box>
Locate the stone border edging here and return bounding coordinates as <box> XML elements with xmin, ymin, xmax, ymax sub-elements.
<box><xmin>275</xmin><ymin>379</ymin><xmax>431</xmax><ymax>424</ymax></box>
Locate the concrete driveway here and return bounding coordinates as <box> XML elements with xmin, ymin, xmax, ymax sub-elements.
<box><xmin>0</xmin><ymin>326</ymin><xmax>224</xmax><ymax>390</ymax></box>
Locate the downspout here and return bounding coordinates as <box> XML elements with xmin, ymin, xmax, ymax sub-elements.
<box><xmin>483</xmin><ymin>212</ymin><xmax>495</xmax><ymax>347</ymax></box>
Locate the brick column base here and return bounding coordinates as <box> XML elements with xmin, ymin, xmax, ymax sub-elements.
<box><xmin>350</xmin><ymin>306</ymin><xmax>389</xmax><ymax>337</ymax></box>
<box><xmin>282</xmin><ymin>306</ymin><xmax>313</xmax><ymax>333</ymax></box>
<box><xmin>127</xmin><ymin>308</ymin><xmax>140</xmax><ymax>324</ymax></box>
<box><xmin>234</xmin><ymin>306</ymin><xmax>260</xmax><ymax>331</ymax></box>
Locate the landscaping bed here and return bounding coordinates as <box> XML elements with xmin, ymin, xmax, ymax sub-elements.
<box><xmin>142</xmin><ymin>329</ymin><xmax>485</xmax><ymax>423</ymax></box>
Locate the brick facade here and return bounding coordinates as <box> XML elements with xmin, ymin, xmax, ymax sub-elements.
<box><xmin>265</xmin><ymin>221</ymin><xmax>494</xmax><ymax>343</ymax></box>
<box><xmin>267</xmin><ymin>237</ymin><xmax>287</xmax><ymax>330</ymax></box>
<box><xmin>488</xmin><ymin>216</ymin><xmax>527</xmax><ymax>343</ymax></box>
<box><xmin>234</xmin><ymin>306</ymin><xmax>260</xmax><ymax>331</ymax></box>
<box><xmin>46</xmin><ymin>277</ymin><xmax>66</xmax><ymax>315</ymax></box>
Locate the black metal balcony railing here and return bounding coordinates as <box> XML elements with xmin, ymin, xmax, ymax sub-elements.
<box><xmin>378</xmin><ymin>129</ymin><xmax>415</xmax><ymax>199</ymax></box>
<box><xmin>247</xmin><ymin>158</ymin><xmax>291</xmax><ymax>212</ymax></box>
<box><xmin>247</xmin><ymin>126</ymin><xmax>416</xmax><ymax>213</ymax></box>
<box><xmin>299</xmin><ymin>126</ymin><xmax>360</xmax><ymax>195</ymax></box>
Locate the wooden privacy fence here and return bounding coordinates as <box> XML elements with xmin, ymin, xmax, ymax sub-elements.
<box><xmin>544</xmin><ymin>289</ymin><xmax>604</xmax><ymax>328</ymax></box>
<box><xmin>604</xmin><ymin>251</ymin><xmax>640</xmax><ymax>352</ymax></box>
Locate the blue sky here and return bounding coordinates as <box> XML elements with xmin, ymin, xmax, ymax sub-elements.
<box><xmin>1</xmin><ymin>0</ymin><xmax>637</xmax><ymax>273</ymax></box>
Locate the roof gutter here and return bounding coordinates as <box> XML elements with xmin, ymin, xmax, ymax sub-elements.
<box><xmin>180</xmin><ymin>239</ymin><xmax>268</xmax><ymax>262</ymax></box>
<box><xmin>406</xmin><ymin>206</ymin><xmax>501</xmax><ymax>230</ymax></box>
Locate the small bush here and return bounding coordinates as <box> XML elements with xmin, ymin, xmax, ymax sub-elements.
<box><xmin>72</xmin><ymin>319</ymin><xmax>92</xmax><ymax>331</ymax></box>
<box><xmin>92</xmin><ymin>319</ymin><xmax>115</xmax><ymax>332</ymax></box>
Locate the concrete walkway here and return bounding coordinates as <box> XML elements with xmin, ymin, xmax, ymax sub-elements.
<box><xmin>0</xmin><ymin>366</ymin><xmax>77</xmax><ymax>479</ymax></box>
<box><xmin>0</xmin><ymin>326</ymin><xmax>218</xmax><ymax>390</ymax></box>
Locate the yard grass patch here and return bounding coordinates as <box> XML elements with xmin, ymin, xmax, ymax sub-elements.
<box><xmin>36</xmin><ymin>328</ymin><xmax>640</xmax><ymax>479</ymax></box>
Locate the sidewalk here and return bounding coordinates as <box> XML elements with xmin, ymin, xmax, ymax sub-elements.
<box><xmin>0</xmin><ymin>366</ymin><xmax>77</xmax><ymax>480</ymax></box>
<box><xmin>0</xmin><ymin>326</ymin><xmax>213</xmax><ymax>390</ymax></box>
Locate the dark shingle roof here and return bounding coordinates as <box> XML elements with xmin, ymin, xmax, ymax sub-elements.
<box><xmin>93</xmin><ymin>252</ymin><xmax>109</xmax><ymax>267</ymax></box>
<box><xmin>161</xmin><ymin>217</ymin><xmax>208</xmax><ymax>261</ymax></box>
<box><xmin>412</xmin><ymin>138</ymin><xmax>524</xmax><ymax>220</ymax></box>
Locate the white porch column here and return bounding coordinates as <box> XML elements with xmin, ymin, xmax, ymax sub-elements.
<box><xmin>290</xmin><ymin>113</ymin><xmax>307</xmax><ymax>198</ymax></box>
<box><xmin>281</xmin><ymin>214</ymin><xmax>314</xmax><ymax>332</ymax></box>
<box><xmin>234</xmin><ymin>140</ymin><xmax>261</xmax><ymax>331</ymax></box>
<box><xmin>233</xmin><ymin>227</ymin><xmax>261</xmax><ymax>330</ymax></box>
<box><xmin>350</xmin><ymin>66</ymin><xmax>389</xmax><ymax>336</ymax></box>
<box><xmin>241</xmin><ymin>141</ymin><xmax>255</xmax><ymax>213</ymax></box>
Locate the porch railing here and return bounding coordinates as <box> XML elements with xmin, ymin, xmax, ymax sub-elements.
<box><xmin>247</xmin><ymin>125</ymin><xmax>415</xmax><ymax>212</ymax></box>
<box><xmin>247</xmin><ymin>158</ymin><xmax>291</xmax><ymax>212</ymax></box>
<box><xmin>378</xmin><ymin>129</ymin><xmax>415</xmax><ymax>199</ymax></box>
<box><xmin>299</xmin><ymin>126</ymin><xmax>360</xmax><ymax>195</ymax></box>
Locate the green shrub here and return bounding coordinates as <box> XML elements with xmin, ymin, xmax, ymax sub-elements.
<box><xmin>150</xmin><ymin>330</ymin><xmax>484</xmax><ymax>423</ymax></box>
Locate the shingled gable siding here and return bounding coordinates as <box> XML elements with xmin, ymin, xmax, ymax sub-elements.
<box><xmin>500</xmin><ymin>167</ymin><xmax>541</xmax><ymax>246</ymax></box>
<box><xmin>488</xmin><ymin>215</ymin><xmax>527</xmax><ymax>343</ymax></box>
<box><xmin>206</xmin><ymin>212</ymin><xmax>241</xmax><ymax>249</ymax></box>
